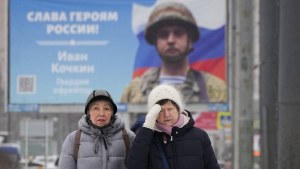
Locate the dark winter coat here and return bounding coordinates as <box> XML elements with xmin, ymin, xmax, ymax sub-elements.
<box><xmin>125</xmin><ymin>111</ymin><xmax>220</xmax><ymax>169</ymax></box>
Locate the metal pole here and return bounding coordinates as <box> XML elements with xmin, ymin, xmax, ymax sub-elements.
<box><xmin>259</xmin><ymin>0</ymin><xmax>280</xmax><ymax>168</ymax></box>
<box><xmin>25</xmin><ymin>118</ymin><xmax>29</xmax><ymax>169</ymax></box>
<box><xmin>227</xmin><ymin>0</ymin><xmax>255</xmax><ymax>168</ymax></box>
<box><xmin>0</xmin><ymin>0</ymin><xmax>8</xmax><ymax>133</ymax></box>
<box><xmin>278</xmin><ymin>0</ymin><xmax>300</xmax><ymax>168</ymax></box>
<box><xmin>45</xmin><ymin>119</ymin><xmax>48</xmax><ymax>169</ymax></box>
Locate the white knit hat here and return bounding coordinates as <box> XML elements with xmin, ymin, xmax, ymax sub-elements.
<box><xmin>147</xmin><ymin>84</ymin><xmax>183</xmax><ymax>112</ymax></box>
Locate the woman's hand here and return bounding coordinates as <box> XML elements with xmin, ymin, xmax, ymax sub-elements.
<box><xmin>143</xmin><ymin>104</ymin><xmax>161</xmax><ymax>130</ymax></box>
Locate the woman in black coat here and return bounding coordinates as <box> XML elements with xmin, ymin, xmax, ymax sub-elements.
<box><xmin>125</xmin><ymin>84</ymin><xmax>220</xmax><ymax>169</ymax></box>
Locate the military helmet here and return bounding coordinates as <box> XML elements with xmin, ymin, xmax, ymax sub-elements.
<box><xmin>145</xmin><ymin>2</ymin><xmax>200</xmax><ymax>45</ymax></box>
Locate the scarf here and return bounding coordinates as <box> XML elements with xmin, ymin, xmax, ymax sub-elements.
<box><xmin>155</xmin><ymin>114</ymin><xmax>184</xmax><ymax>135</ymax></box>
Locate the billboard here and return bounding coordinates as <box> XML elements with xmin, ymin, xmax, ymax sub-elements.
<box><xmin>9</xmin><ymin>0</ymin><xmax>227</xmax><ymax>111</ymax></box>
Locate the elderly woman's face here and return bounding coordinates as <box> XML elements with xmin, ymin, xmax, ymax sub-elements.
<box><xmin>157</xmin><ymin>100</ymin><xmax>179</xmax><ymax>126</ymax></box>
<box><xmin>89</xmin><ymin>100</ymin><xmax>113</xmax><ymax>127</ymax></box>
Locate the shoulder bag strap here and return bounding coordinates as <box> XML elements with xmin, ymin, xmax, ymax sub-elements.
<box><xmin>155</xmin><ymin>136</ymin><xmax>170</xmax><ymax>169</ymax></box>
<box><xmin>73</xmin><ymin>130</ymin><xmax>81</xmax><ymax>163</ymax></box>
<box><xmin>122</xmin><ymin>128</ymin><xmax>130</xmax><ymax>155</ymax></box>
<box><xmin>195</xmin><ymin>71</ymin><xmax>209</xmax><ymax>102</ymax></box>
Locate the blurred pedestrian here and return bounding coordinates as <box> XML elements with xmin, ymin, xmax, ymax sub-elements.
<box><xmin>59</xmin><ymin>89</ymin><xmax>135</xmax><ymax>169</ymax></box>
<box><xmin>125</xmin><ymin>84</ymin><xmax>220</xmax><ymax>169</ymax></box>
<box><xmin>121</xmin><ymin>2</ymin><xmax>226</xmax><ymax>104</ymax></box>
<box><xmin>0</xmin><ymin>145</ymin><xmax>20</xmax><ymax>169</ymax></box>
<box><xmin>130</xmin><ymin>115</ymin><xmax>146</xmax><ymax>135</ymax></box>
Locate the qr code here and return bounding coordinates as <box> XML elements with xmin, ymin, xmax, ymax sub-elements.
<box><xmin>17</xmin><ymin>75</ymin><xmax>36</xmax><ymax>94</ymax></box>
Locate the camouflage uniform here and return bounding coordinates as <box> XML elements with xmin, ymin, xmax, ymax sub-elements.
<box><xmin>121</xmin><ymin>68</ymin><xmax>227</xmax><ymax>104</ymax></box>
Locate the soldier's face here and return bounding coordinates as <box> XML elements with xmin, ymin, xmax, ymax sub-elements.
<box><xmin>155</xmin><ymin>25</ymin><xmax>190</xmax><ymax>63</ymax></box>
